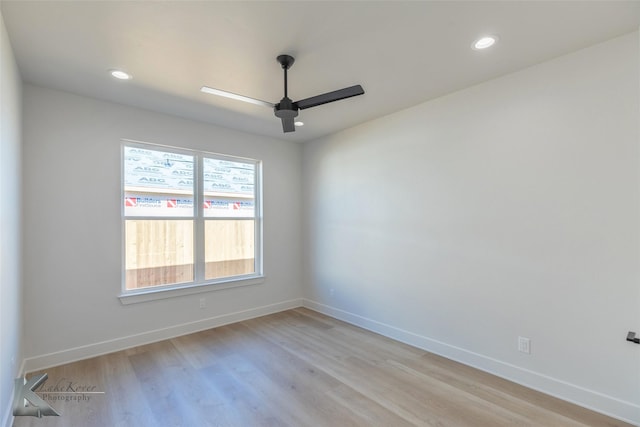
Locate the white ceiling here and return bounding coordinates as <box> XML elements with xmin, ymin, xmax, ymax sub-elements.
<box><xmin>2</xmin><ymin>1</ymin><xmax>640</xmax><ymax>143</ymax></box>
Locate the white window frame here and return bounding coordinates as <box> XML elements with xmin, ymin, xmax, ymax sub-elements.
<box><xmin>119</xmin><ymin>139</ymin><xmax>264</xmax><ymax>305</ymax></box>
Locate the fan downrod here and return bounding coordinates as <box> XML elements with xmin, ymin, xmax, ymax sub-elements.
<box><xmin>277</xmin><ymin>54</ymin><xmax>295</xmax><ymax>70</ymax></box>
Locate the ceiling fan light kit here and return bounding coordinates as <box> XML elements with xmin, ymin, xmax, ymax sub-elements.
<box><xmin>202</xmin><ymin>54</ymin><xmax>365</xmax><ymax>133</ymax></box>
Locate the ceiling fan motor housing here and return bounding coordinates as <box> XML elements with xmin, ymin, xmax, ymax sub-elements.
<box><xmin>274</xmin><ymin>97</ymin><xmax>299</xmax><ymax>119</ymax></box>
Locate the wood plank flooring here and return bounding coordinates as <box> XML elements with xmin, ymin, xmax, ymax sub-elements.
<box><xmin>12</xmin><ymin>308</ymin><xmax>633</xmax><ymax>427</ymax></box>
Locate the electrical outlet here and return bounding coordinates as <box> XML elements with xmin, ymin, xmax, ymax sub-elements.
<box><xmin>199</xmin><ymin>298</ymin><xmax>206</xmax><ymax>309</ymax></box>
<box><xmin>329</xmin><ymin>288</ymin><xmax>335</xmax><ymax>297</ymax></box>
<box><xmin>518</xmin><ymin>336</ymin><xmax>531</xmax><ymax>354</ymax></box>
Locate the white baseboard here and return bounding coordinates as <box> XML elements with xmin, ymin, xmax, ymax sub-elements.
<box><xmin>302</xmin><ymin>298</ymin><xmax>640</xmax><ymax>426</ymax></box>
<box><xmin>22</xmin><ymin>298</ymin><xmax>303</xmax><ymax>374</ymax></box>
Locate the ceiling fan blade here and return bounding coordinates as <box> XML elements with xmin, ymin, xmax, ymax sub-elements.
<box><xmin>295</xmin><ymin>85</ymin><xmax>364</xmax><ymax>110</ymax></box>
<box><xmin>200</xmin><ymin>86</ymin><xmax>274</xmax><ymax>108</ymax></box>
<box><xmin>281</xmin><ymin>117</ymin><xmax>295</xmax><ymax>133</ymax></box>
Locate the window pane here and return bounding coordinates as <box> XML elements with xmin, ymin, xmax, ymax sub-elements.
<box><xmin>125</xmin><ymin>220</ymin><xmax>194</xmax><ymax>289</ymax></box>
<box><xmin>203</xmin><ymin>157</ymin><xmax>255</xmax><ymax>218</ymax></box>
<box><xmin>205</xmin><ymin>220</ymin><xmax>255</xmax><ymax>280</ymax></box>
<box><xmin>124</xmin><ymin>146</ymin><xmax>194</xmax><ymax>217</ymax></box>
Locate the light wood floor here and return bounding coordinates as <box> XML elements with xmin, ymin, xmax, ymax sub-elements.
<box><xmin>13</xmin><ymin>308</ymin><xmax>632</xmax><ymax>427</ymax></box>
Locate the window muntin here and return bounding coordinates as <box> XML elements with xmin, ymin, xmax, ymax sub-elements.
<box><xmin>122</xmin><ymin>141</ymin><xmax>261</xmax><ymax>293</ymax></box>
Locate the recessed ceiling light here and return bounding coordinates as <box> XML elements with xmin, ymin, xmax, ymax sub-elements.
<box><xmin>472</xmin><ymin>35</ymin><xmax>498</xmax><ymax>50</ymax></box>
<box><xmin>294</xmin><ymin>121</ymin><xmax>304</xmax><ymax>127</ymax></box>
<box><xmin>110</xmin><ymin>70</ymin><xmax>132</xmax><ymax>80</ymax></box>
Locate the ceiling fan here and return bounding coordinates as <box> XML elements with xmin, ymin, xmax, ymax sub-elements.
<box><xmin>201</xmin><ymin>54</ymin><xmax>365</xmax><ymax>133</ymax></box>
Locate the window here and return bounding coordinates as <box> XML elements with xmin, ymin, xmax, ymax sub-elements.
<box><xmin>121</xmin><ymin>141</ymin><xmax>262</xmax><ymax>300</ymax></box>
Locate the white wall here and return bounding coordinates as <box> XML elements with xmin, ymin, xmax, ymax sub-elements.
<box><xmin>0</xmin><ymin>10</ymin><xmax>22</xmax><ymax>427</ymax></box>
<box><xmin>302</xmin><ymin>32</ymin><xmax>640</xmax><ymax>423</ymax></box>
<box><xmin>21</xmin><ymin>85</ymin><xmax>303</xmax><ymax>368</ymax></box>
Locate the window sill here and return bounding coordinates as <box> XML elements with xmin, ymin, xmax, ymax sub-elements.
<box><xmin>118</xmin><ymin>275</ymin><xmax>265</xmax><ymax>305</ymax></box>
